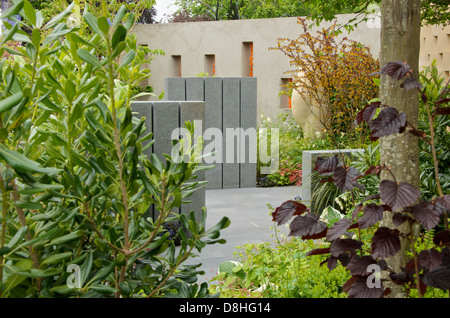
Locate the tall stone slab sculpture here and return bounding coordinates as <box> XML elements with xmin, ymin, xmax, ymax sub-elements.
<box><xmin>165</xmin><ymin>77</ymin><xmax>186</xmax><ymax>100</ymax></box>
<box><xmin>185</xmin><ymin>77</ymin><xmax>205</xmax><ymax>101</ymax></box>
<box><xmin>164</xmin><ymin>77</ymin><xmax>258</xmax><ymax>189</ymax></box>
<box><xmin>204</xmin><ymin>77</ymin><xmax>223</xmax><ymax>190</ymax></box>
<box><xmin>130</xmin><ymin>100</ymin><xmax>206</xmax><ymax>223</ymax></box>
<box><xmin>239</xmin><ymin>77</ymin><xmax>257</xmax><ymax>188</ymax></box>
<box><xmin>131</xmin><ymin>101</ymin><xmax>153</xmax><ymax>160</ymax></box>
<box><xmin>180</xmin><ymin>101</ymin><xmax>206</xmax><ymax>222</ymax></box>
<box><xmin>222</xmin><ymin>77</ymin><xmax>241</xmax><ymax>189</ymax></box>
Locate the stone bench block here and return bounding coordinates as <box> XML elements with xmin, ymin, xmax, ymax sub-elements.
<box><xmin>302</xmin><ymin>149</ymin><xmax>365</xmax><ymax>204</ymax></box>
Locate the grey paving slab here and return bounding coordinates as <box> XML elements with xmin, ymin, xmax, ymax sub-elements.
<box><xmin>184</xmin><ymin>186</ymin><xmax>303</xmax><ymax>284</ymax></box>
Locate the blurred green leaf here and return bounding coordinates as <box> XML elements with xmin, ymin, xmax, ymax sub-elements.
<box><xmin>44</xmin><ymin>2</ymin><xmax>75</xmax><ymax>30</ymax></box>
<box><xmin>97</xmin><ymin>16</ymin><xmax>110</xmax><ymax>36</ymax></box>
<box><xmin>47</xmin><ymin>230</ymin><xmax>84</xmax><ymax>246</ymax></box>
<box><xmin>119</xmin><ymin>50</ymin><xmax>136</xmax><ymax>69</ymax></box>
<box><xmin>77</xmin><ymin>48</ymin><xmax>103</xmax><ymax>69</ymax></box>
<box><xmin>22</xmin><ymin>0</ymin><xmax>36</xmax><ymax>26</ymax></box>
<box><xmin>0</xmin><ymin>144</ymin><xmax>60</xmax><ymax>174</ymax></box>
<box><xmin>0</xmin><ymin>91</ymin><xmax>24</xmax><ymax>113</ymax></box>
<box><xmin>7</xmin><ymin>226</ymin><xmax>28</xmax><ymax>248</ymax></box>
<box><xmin>112</xmin><ymin>5</ymin><xmax>127</xmax><ymax>28</ymax></box>
<box><xmin>41</xmin><ymin>252</ymin><xmax>72</xmax><ymax>265</ymax></box>
<box><xmin>83</xmin><ymin>11</ymin><xmax>102</xmax><ymax>38</ymax></box>
<box><xmin>0</xmin><ymin>0</ymin><xmax>24</xmax><ymax>20</ymax></box>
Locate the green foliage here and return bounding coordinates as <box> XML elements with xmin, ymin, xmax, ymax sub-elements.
<box><xmin>173</xmin><ymin>0</ymin><xmax>306</xmax><ymax>21</ymax></box>
<box><xmin>257</xmin><ymin>113</ymin><xmax>303</xmax><ymax>187</ymax></box>
<box><xmin>417</xmin><ymin>62</ymin><xmax>450</xmax><ymax>201</ymax></box>
<box><xmin>0</xmin><ymin>1</ymin><xmax>228</xmax><ymax>298</ymax></box>
<box><xmin>257</xmin><ymin>112</ymin><xmax>373</xmax><ymax>188</ymax></box>
<box><xmin>30</xmin><ymin>0</ymin><xmax>156</xmax><ymax>27</ymax></box>
<box><xmin>209</xmin><ymin>238</ymin><xmax>350</xmax><ymax>298</ymax></box>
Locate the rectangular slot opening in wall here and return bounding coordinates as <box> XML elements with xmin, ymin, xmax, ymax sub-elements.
<box><xmin>204</xmin><ymin>54</ymin><xmax>215</xmax><ymax>77</ymax></box>
<box><xmin>242</xmin><ymin>42</ymin><xmax>253</xmax><ymax>77</ymax></box>
<box><xmin>171</xmin><ymin>55</ymin><xmax>181</xmax><ymax>77</ymax></box>
<box><xmin>280</xmin><ymin>78</ymin><xmax>292</xmax><ymax>109</ymax></box>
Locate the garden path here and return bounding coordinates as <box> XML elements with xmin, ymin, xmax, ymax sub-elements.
<box><xmin>186</xmin><ymin>186</ymin><xmax>303</xmax><ymax>284</ymax></box>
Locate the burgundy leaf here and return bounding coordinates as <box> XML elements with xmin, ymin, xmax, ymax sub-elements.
<box><xmin>442</xmin><ymin>247</ymin><xmax>450</xmax><ymax>267</ymax></box>
<box><xmin>371</xmin><ymin>227</ymin><xmax>401</xmax><ymax>259</ymax></box>
<box><xmin>369</xmin><ymin>107</ymin><xmax>407</xmax><ymax>141</ymax></box>
<box><xmin>435</xmin><ymin>195</ymin><xmax>450</xmax><ymax>213</ymax></box>
<box><xmin>408</xmin><ymin>126</ymin><xmax>427</xmax><ymax>139</ymax></box>
<box><xmin>301</xmin><ymin>227</ymin><xmax>328</xmax><ymax>240</ymax></box>
<box><xmin>333</xmin><ymin>166</ymin><xmax>361</xmax><ymax>192</ymax></box>
<box><xmin>379</xmin><ymin>180</ymin><xmax>420</xmax><ymax>212</ymax></box>
<box><xmin>346</xmin><ymin>276</ymin><xmax>385</xmax><ymax>298</ymax></box>
<box><xmin>289</xmin><ymin>213</ymin><xmax>327</xmax><ymax>238</ymax></box>
<box><xmin>343</xmin><ymin>276</ymin><xmax>358</xmax><ymax>293</ymax></box>
<box><xmin>272</xmin><ymin>200</ymin><xmax>308</xmax><ymax>225</ymax></box>
<box><xmin>418</xmin><ymin>279</ymin><xmax>428</xmax><ymax>296</ymax></box>
<box><xmin>362</xmin><ymin>193</ymin><xmax>382</xmax><ymax>203</ymax></box>
<box><xmin>420</xmin><ymin>93</ymin><xmax>428</xmax><ymax>105</ymax></box>
<box><xmin>358</xmin><ymin>204</ymin><xmax>384</xmax><ymax>229</ymax></box>
<box><xmin>434</xmin><ymin>97</ymin><xmax>450</xmax><ymax>106</ymax></box>
<box><xmin>380</xmin><ymin>61</ymin><xmax>412</xmax><ymax>80</ymax></box>
<box><xmin>433</xmin><ymin>230</ymin><xmax>450</xmax><ymax>247</ymax></box>
<box><xmin>361</xmin><ymin>165</ymin><xmax>383</xmax><ymax>178</ymax></box>
<box><xmin>436</xmin><ymin>107</ymin><xmax>450</xmax><ymax>115</ymax></box>
<box><xmin>389</xmin><ymin>271</ymin><xmax>413</xmax><ymax>285</ymax></box>
<box><xmin>347</xmin><ymin>256</ymin><xmax>378</xmax><ymax>276</ymax></box>
<box><xmin>418</xmin><ymin>248</ymin><xmax>442</xmax><ymax>271</ymax></box>
<box><xmin>326</xmin><ymin>218</ymin><xmax>352</xmax><ymax>242</ymax></box>
<box><xmin>330</xmin><ymin>238</ymin><xmax>363</xmax><ymax>257</ymax></box>
<box><xmin>306</xmin><ymin>247</ymin><xmax>331</xmax><ymax>256</ymax></box>
<box><xmin>392</xmin><ymin>213</ymin><xmax>410</xmax><ymax>227</ymax></box>
<box><xmin>314</xmin><ymin>155</ymin><xmax>339</xmax><ymax>174</ymax></box>
<box><xmin>352</xmin><ymin>204</ymin><xmax>363</xmax><ymax>220</ymax></box>
<box><xmin>355</xmin><ymin>102</ymin><xmax>381</xmax><ymax>125</ymax></box>
<box><xmin>400</xmin><ymin>77</ymin><xmax>422</xmax><ymax>90</ymax></box>
<box><xmin>410</xmin><ymin>201</ymin><xmax>441</xmax><ymax>231</ymax></box>
<box><xmin>327</xmin><ymin>256</ymin><xmax>338</xmax><ymax>271</ymax></box>
<box><xmin>378</xmin><ymin>259</ymin><xmax>388</xmax><ymax>270</ymax></box>
<box><xmin>338</xmin><ymin>253</ymin><xmax>352</xmax><ymax>266</ymax></box>
<box><xmin>422</xmin><ymin>266</ymin><xmax>450</xmax><ymax>290</ymax></box>
<box><xmin>405</xmin><ymin>258</ymin><xmax>417</xmax><ymax>274</ymax></box>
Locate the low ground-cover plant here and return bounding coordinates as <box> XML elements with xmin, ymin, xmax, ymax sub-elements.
<box><xmin>0</xmin><ymin>1</ymin><xmax>228</xmax><ymax>298</ymax></box>
<box><xmin>271</xmin><ymin>61</ymin><xmax>450</xmax><ymax>298</ymax></box>
<box><xmin>209</xmin><ymin>238</ymin><xmax>350</xmax><ymax>298</ymax></box>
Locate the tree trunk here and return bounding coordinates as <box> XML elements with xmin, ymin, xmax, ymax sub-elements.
<box><xmin>379</xmin><ymin>0</ymin><xmax>421</xmax><ymax>298</ymax></box>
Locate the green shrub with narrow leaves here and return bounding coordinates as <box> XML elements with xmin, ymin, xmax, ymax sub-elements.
<box><xmin>0</xmin><ymin>0</ymin><xmax>229</xmax><ymax>298</ymax></box>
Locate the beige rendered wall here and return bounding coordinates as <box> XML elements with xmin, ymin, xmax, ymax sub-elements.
<box><xmin>419</xmin><ymin>24</ymin><xmax>450</xmax><ymax>78</ymax></box>
<box><xmin>133</xmin><ymin>15</ymin><xmax>381</xmax><ymax>121</ymax></box>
